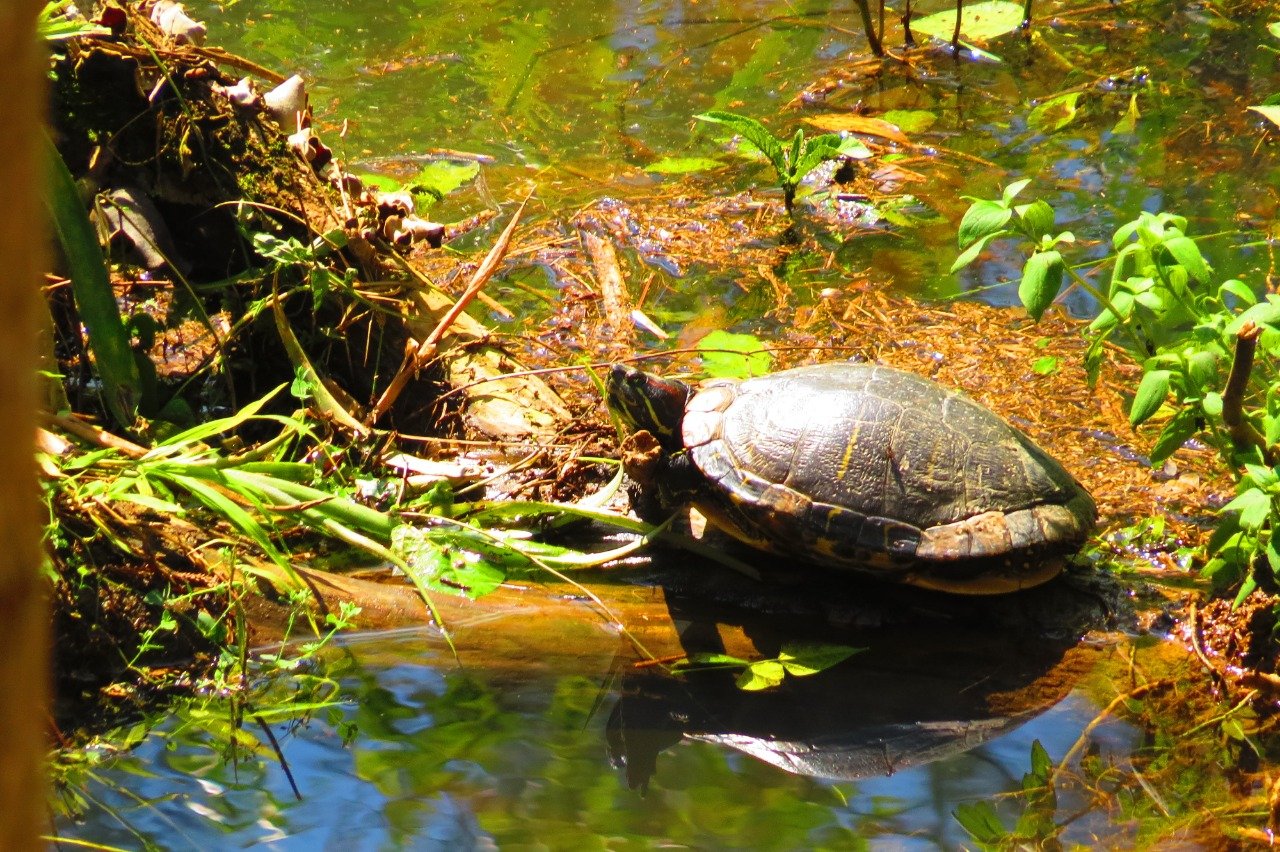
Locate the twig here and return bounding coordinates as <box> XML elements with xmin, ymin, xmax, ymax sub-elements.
<box><xmin>1222</xmin><ymin>321</ymin><xmax>1273</xmax><ymax>463</ymax></box>
<box><xmin>1048</xmin><ymin>679</ymin><xmax>1173</xmax><ymax>788</ymax></box>
<box><xmin>42</xmin><ymin>413</ymin><xmax>147</xmax><ymax>458</ymax></box>
<box><xmin>364</xmin><ymin>196</ymin><xmax>528</xmax><ymax>425</ymax></box>
<box><xmin>1187</xmin><ymin>601</ymin><xmax>1228</xmax><ymax>691</ymax></box>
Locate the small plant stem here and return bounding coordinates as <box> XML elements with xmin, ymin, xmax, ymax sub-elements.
<box><xmin>1222</xmin><ymin>322</ymin><xmax>1273</xmax><ymax>464</ymax></box>
<box><xmin>1062</xmin><ymin>263</ymin><xmax>1127</xmax><ymax>328</ymax></box>
<box><xmin>852</xmin><ymin>0</ymin><xmax>883</xmax><ymax>56</ymax></box>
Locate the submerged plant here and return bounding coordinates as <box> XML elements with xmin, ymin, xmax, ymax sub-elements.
<box><xmin>695</xmin><ymin>111</ymin><xmax>869</xmax><ymax>215</ymax></box>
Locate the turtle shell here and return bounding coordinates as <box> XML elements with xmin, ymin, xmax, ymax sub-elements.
<box><xmin>679</xmin><ymin>362</ymin><xmax>1096</xmax><ymax>593</ymax></box>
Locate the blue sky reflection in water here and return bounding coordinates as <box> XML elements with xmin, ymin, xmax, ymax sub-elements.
<box><xmin>59</xmin><ymin>629</ymin><xmax>1139</xmax><ymax>848</ymax></box>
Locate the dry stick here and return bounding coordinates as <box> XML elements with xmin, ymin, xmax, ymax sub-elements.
<box><xmin>364</xmin><ymin>197</ymin><xmax>528</xmax><ymax>426</ymax></box>
<box><xmin>1047</xmin><ymin>679</ymin><xmax>1172</xmax><ymax>789</ymax></box>
<box><xmin>579</xmin><ymin>228</ymin><xmax>633</xmax><ymax>337</ymax></box>
<box><xmin>1222</xmin><ymin>321</ymin><xmax>1274</xmax><ymax>464</ymax></box>
<box><xmin>43</xmin><ymin>412</ymin><xmax>148</xmax><ymax>459</ymax></box>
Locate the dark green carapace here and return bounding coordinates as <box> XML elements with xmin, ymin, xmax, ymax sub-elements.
<box><xmin>607</xmin><ymin>362</ymin><xmax>1096</xmax><ymax>594</ymax></box>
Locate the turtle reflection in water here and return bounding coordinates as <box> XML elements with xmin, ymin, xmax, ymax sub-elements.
<box><xmin>606</xmin><ymin>361</ymin><xmax>1096</xmax><ymax>594</ymax></box>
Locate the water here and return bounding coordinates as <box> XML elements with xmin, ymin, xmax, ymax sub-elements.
<box><xmin>57</xmin><ymin>625</ymin><xmax>1138</xmax><ymax>849</ymax></box>
<box><xmin>59</xmin><ymin>0</ymin><xmax>1280</xmax><ymax>845</ymax></box>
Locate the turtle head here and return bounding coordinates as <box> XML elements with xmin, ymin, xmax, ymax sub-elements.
<box><xmin>606</xmin><ymin>364</ymin><xmax>691</xmax><ymax>451</ymax></box>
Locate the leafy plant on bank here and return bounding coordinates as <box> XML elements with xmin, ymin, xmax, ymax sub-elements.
<box><xmin>695</xmin><ymin>111</ymin><xmax>869</xmax><ymax>214</ymax></box>
<box><xmin>954</xmin><ymin>179</ymin><xmax>1280</xmax><ymax>597</ymax></box>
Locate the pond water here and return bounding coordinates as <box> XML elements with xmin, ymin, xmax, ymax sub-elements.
<box><xmin>192</xmin><ymin>0</ymin><xmax>1280</xmax><ymax>320</ymax></box>
<box><xmin>56</xmin><ymin>0</ymin><xmax>1280</xmax><ymax>846</ymax></box>
<box><xmin>59</xmin><ymin>615</ymin><xmax>1140</xmax><ymax>849</ymax></box>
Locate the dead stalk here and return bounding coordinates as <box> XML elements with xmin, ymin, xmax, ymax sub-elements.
<box><xmin>365</xmin><ymin>197</ymin><xmax>528</xmax><ymax>426</ymax></box>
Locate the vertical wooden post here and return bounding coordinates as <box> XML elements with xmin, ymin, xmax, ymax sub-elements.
<box><xmin>0</xmin><ymin>2</ymin><xmax>49</xmax><ymax>848</ymax></box>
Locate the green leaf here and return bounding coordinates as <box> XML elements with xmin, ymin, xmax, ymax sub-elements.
<box><xmin>777</xmin><ymin>642</ymin><xmax>865</xmax><ymax>676</ymax></box>
<box><xmin>411</xmin><ymin>160</ymin><xmax>480</xmax><ymax>202</ymax></box>
<box><xmin>696</xmin><ymin>111</ymin><xmax>785</xmax><ymax>172</ymax></box>
<box><xmin>1162</xmin><ymin>235</ymin><xmax>1210</xmax><ymax>283</ymax></box>
<box><xmin>1218</xmin><ymin>278</ymin><xmax>1257</xmax><ymax>307</ymax></box>
<box><xmin>1019</xmin><ymin>250</ymin><xmax>1064</xmax><ymax>321</ymax></box>
<box><xmin>958</xmin><ymin>199</ymin><xmax>1013</xmax><ymax>247</ymax></box>
<box><xmin>880</xmin><ymin>109</ymin><xmax>937</xmax><ymax>133</ymax></box>
<box><xmin>43</xmin><ymin>135</ymin><xmax>142</xmax><ymax>427</ymax></box>
<box><xmin>1032</xmin><ymin>355</ymin><xmax>1059</xmax><ymax>376</ymax></box>
<box><xmin>1029</xmin><ymin>740</ymin><xmax>1052</xmax><ymax>782</ymax></box>
<box><xmin>912</xmin><ymin>0</ymin><xmax>1024</xmax><ymax>41</ymax></box>
<box><xmin>1015</xmin><ymin>199</ymin><xmax>1055</xmax><ymax>240</ymax></box>
<box><xmin>737</xmin><ymin>660</ymin><xmax>786</xmax><ymax>690</ymax></box>
<box><xmin>391</xmin><ymin>526</ymin><xmax>507</xmax><ymax>599</ymax></box>
<box><xmin>1202</xmin><ymin>391</ymin><xmax>1224</xmax><ymax>418</ymax></box>
<box><xmin>1223</xmin><ymin>487</ymin><xmax>1271</xmax><ymax>532</ymax></box>
<box><xmin>645</xmin><ymin>156</ymin><xmax>722</xmax><ymax>175</ymax></box>
<box><xmin>950</xmin><ymin>229</ymin><xmax>1010</xmax><ymax>273</ymax></box>
<box><xmin>698</xmin><ymin>330</ymin><xmax>773</xmax><ymax>378</ymax></box>
<box><xmin>1112</xmin><ymin>92</ymin><xmax>1141</xmax><ymax>135</ymax></box>
<box><xmin>1027</xmin><ymin>91</ymin><xmax>1082</xmax><ymax>133</ymax></box>
<box><xmin>1270</xmin><ymin>21</ymin><xmax>1280</xmax><ymax>40</ymax></box>
<box><xmin>1130</xmin><ymin>369</ymin><xmax>1171</xmax><ymax>426</ymax></box>
<box><xmin>1001</xmin><ymin>178</ymin><xmax>1031</xmax><ymax>205</ymax></box>
<box><xmin>954</xmin><ymin>801</ymin><xmax>1007</xmax><ymax>843</ymax></box>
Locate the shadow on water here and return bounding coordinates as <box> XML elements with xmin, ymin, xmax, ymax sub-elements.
<box><xmin>56</xmin><ymin>554</ymin><xmax>1143</xmax><ymax>848</ymax></box>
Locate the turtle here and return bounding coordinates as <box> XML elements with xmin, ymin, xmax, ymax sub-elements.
<box><xmin>605</xmin><ymin>361</ymin><xmax>1096</xmax><ymax>594</ymax></box>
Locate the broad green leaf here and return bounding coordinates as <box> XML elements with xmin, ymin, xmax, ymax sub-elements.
<box><xmin>950</xmin><ymin>229</ymin><xmax>1010</xmax><ymax>273</ymax></box>
<box><xmin>696</xmin><ymin>111</ymin><xmax>785</xmax><ymax>172</ymax></box>
<box><xmin>1162</xmin><ymin>235</ymin><xmax>1211</xmax><ymax>283</ymax></box>
<box><xmin>880</xmin><ymin>109</ymin><xmax>937</xmax><ymax>133</ymax></box>
<box><xmin>834</xmin><ymin>136</ymin><xmax>874</xmax><ymax>159</ymax></box>
<box><xmin>1130</xmin><ymin>369</ymin><xmax>1171</xmax><ymax>426</ymax></box>
<box><xmin>392</xmin><ymin>526</ymin><xmax>507</xmax><ymax>599</ymax></box>
<box><xmin>1001</xmin><ymin>178</ymin><xmax>1031</xmax><ymax>205</ymax></box>
<box><xmin>1032</xmin><ymin>355</ymin><xmax>1059</xmax><ymax>376</ymax></box>
<box><xmin>912</xmin><ymin>0</ymin><xmax>1024</xmax><ymax>41</ymax></box>
<box><xmin>954</xmin><ymin>801</ymin><xmax>1007</xmax><ymax>843</ymax></box>
<box><xmin>646</xmin><ymin>156</ymin><xmax>722</xmax><ymax>175</ymax></box>
<box><xmin>1185</xmin><ymin>350</ymin><xmax>1218</xmax><ymax>394</ymax></box>
<box><xmin>1019</xmin><ymin>249</ymin><xmax>1064</xmax><ymax>320</ymax></box>
<box><xmin>1227</xmin><ymin>297</ymin><xmax>1280</xmax><ymax>335</ymax></box>
<box><xmin>412</xmin><ymin>160</ymin><xmax>480</xmax><ymax>202</ymax></box>
<box><xmin>777</xmin><ymin>643</ymin><xmax>864</xmax><ymax>676</ymax></box>
<box><xmin>44</xmin><ymin>135</ymin><xmax>142</xmax><ymax>428</ymax></box>
<box><xmin>1015</xmin><ymin>199</ymin><xmax>1055</xmax><ymax>240</ymax></box>
<box><xmin>1202</xmin><ymin>391</ymin><xmax>1224</xmax><ymax>418</ymax></box>
<box><xmin>1223</xmin><ymin>487</ymin><xmax>1271</xmax><ymax>532</ymax></box>
<box><xmin>698</xmin><ymin>330</ymin><xmax>773</xmax><ymax>378</ymax></box>
<box><xmin>737</xmin><ymin>660</ymin><xmax>785</xmax><ymax>690</ymax></box>
<box><xmin>1269</xmin><ymin>21</ymin><xmax>1280</xmax><ymax>40</ymax></box>
<box><xmin>1149</xmin><ymin>410</ymin><xmax>1197</xmax><ymax>465</ymax></box>
<box><xmin>1248</xmin><ymin>105</ymin><xmax>1280</xmax><ymax>129</ymax></box>
<box><xmin>958</xmin><ymin>199</ymin><xmax>1013</xmax><ymax>247</ymax></box>
<box><xmin>351</xmin><ymin>171</ymin><xmax>401</xmax><ymax>193</ymax></box>
<box><xmin>1029</xmin><ymin>740</ymin><xmax>1052</xmax><ymax>781</ymax></box>
<box><xmin>1112</xmin><ymin>92</ymin><xmax>1141</xmax><ymax>135</ymax></box>
<box><xmin>1027</xmin><ymin>91</ymin><xmax>1082</xmax><ymax>133</ymax></box>
<box><xmin>1218</xmin><ymin>278</ymin><xmax>1257</xmax><ymax>307</ymax></box>
<box><xmin>1088</xmin><ymin>289</ymin><xmax>1134</xmax><ymax>332</ymax></box>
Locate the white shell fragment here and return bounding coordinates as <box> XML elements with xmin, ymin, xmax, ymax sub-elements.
<box><xmin>214</xmin><ymin>77</ymin><xmax>256</xmax><ymax>108</ymax></box>
<box><xmin>263</xmin><ymin>75</ymin><xmax>308</xmax><ymax>129</ymax></box>
<box><xmin>287</xmin><ymin>126</ymin><xmax>331</xmax><ymax>164</ymax></box>
<box><xmin>150</xmin><ymin>0</ymin><xmax>206</xmax><ymax>44</ymax></box>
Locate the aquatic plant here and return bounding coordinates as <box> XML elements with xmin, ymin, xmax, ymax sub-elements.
<box><xmin>695</xmin><ymin>111</ymin><xmax>866</xmax><ymax>215</ymax></box>
<box><xmin>954</xmin><ymin>181</ymin><xmax>1280</xmax><ymax>600</ymax></box>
